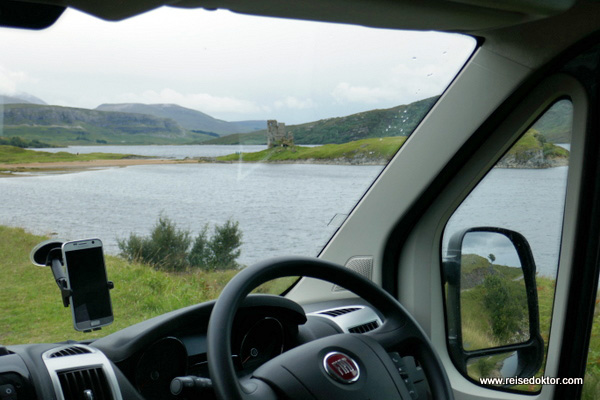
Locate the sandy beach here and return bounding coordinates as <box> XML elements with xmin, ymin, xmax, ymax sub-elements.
<box><xmin>0</xmin><ymin>158</ymin><xmax>202</xmax><ymax>176</ymax></box>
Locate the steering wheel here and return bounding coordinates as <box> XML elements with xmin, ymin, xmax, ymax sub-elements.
<box><xmin>207</xmin><ymin>256</ymin><xmax>454</xmax><ymax>400</ymax></box>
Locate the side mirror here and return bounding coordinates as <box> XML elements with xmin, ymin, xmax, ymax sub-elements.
<box><xmin>443</xmin><ymin>227</ymin><xmax>544</xmax><ymax>381</ymax></box>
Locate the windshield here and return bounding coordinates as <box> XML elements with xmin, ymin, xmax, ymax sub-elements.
<box><xmin>0</xmin><ymin>7</ymin><xmax>475</xmax><ymax>343</ymax></box>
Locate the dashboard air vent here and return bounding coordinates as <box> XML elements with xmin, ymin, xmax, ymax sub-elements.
<box><xmin>348</xmin><ymin>320</ymin><xmax>379</xmax><ymax>333</ymax></box>
<box><xmin>58</xmin><ymin>367</ymin><xmax>113</xmax><ymax>400</ymax></box>
<box><xmin>49</xmin><ymin>346</ymin><xmax>92</xmax><ymax>358</ymax></box>
<box><xmin>318</xmin><ymin>307</ymin><xmax>361</xmax><ymax>317</ymax></box>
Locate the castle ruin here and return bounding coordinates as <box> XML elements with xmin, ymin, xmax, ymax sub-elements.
<box><xmin>267</xmin><ymin>120</ymin><xmax>294</xmax><ymax>148</ymax></box>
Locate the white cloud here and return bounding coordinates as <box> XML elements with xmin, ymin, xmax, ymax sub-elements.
<box><xmin>273</xmin><ymin>96</ymin><xmax>316</xmax><ymax>110</ymax></box>
<box><xmin>0</xmin><ymin>65</ymin><xmax>34</xmax><ymax>95</ymax></box>
<box><xmin>332</xmin><ymin>82</ymin><xmax>398</xmax><ymax>104</ymax></box>
<box><xmin>114</xmin><ymin>88</ymin><xmax>269</xmax><ymax>115</ymax></box>
<box><xmin>331</xmin><ymin>60</ymin><xmax>461</xmax><ymax>106</ymax></box>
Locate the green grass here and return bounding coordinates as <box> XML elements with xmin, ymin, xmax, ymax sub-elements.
<box><xmin>0</xmin><ymin>225</ymin><xmax>295</xmax><ymax>344</ymax></box>
<box><xmin>0</xmin><ymin>145</ymin><xmax>135</xmax><ymax>164</ymax></box>
<box><xmin>217</xmin><ymin>136</ymin><xmax>407</xmax><ymax>164</ymax></box>
<box><xmin>505</xmin><ymin>129</ymin><xmax>569</xmax><ymax>162</ymax></box>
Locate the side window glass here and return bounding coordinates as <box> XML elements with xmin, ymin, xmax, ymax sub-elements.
<box><xmin>442</xmin><ymin>100</ymin><xmax>572</xmax><ymax>392</ymax></box>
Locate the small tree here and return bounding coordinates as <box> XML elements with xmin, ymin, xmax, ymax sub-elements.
<box><xmin>188</xmin><ymin>225</ymin><xmax>211</xmax><ymax>268</ymax></box>
<box><xmin>482</xmin><ymin>274</ymin><xmax>527</xmax><ymax>342</ymax></box>
<box><xmin>208</xmin><ymin>219</ymin><xmax>242</xmax><ymax>270</ymax></box>
<box><xmin>188</xmin><ymin>219</ymin><xmax>243</xmax><ymax>270</ymax></box>
<box><xmin>149</xmin><ymin>216</ymin><xmax>191</xmax><ymax>271</ymax></box>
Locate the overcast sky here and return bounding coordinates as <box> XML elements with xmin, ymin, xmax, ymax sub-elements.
<box><xmin>0</xmin><ymin>7</ymin><xmax>475</xmax><ymax>124</ymax></box>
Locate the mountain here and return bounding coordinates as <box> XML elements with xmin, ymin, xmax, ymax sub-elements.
<box><xmin>1</xmin><ymin>92</ymin><xmax>47</xmax><ymax>105</ymax></box>
<box><xmin>230</xmin><ymin>120</ymin><xmax>267</xmax><ymax>132</ymax></box>
<box><xmin>529</xmin><ymin>99</ymin><xmax>572</xmax><ymax>143</ymax></box>
<box><xmin>95</xmin><ymin>103</ymin><xmax>266</xmax><ymax>136</ymax></box>
<box><xmin>204</xmin><ymin>97</ymin><xmax>439</xmax><ymax>145</ymax></box>
<box><xmin>2</xmin><ymin>104</ymin><xmax>213</xmax><ymax>146</ymax></box>
<box><xmin>205</xmin><ymin>96</ymin><xmax>574</xmax><ymax>146</ymax></box>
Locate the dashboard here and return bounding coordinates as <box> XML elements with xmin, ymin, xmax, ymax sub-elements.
<box><xmin>0</xmin><ymin>295</ymin><xmax>388</xmax><ymax>400</ymax></box>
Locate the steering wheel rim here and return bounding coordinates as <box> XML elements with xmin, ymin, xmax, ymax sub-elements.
<box><xmin>207</xmin><ymin>256</ymin><xmax>454</xmax><ymax>400</ymax></box>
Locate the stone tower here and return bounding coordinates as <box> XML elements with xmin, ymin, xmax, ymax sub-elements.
<box><xmin>267</xmin><ymin>120</ymin><xmax>293</xmax><ymax>148</ymax></box>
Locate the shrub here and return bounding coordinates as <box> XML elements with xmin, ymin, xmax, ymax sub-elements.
<box><xmin>208</xmin><ymin>220</ymin><xmax>242</xmax><ymax>270</ymax></box>
<box><xmin>482</xmin><ymin>274</ymin><xmax>527</xmax><ymax>342</ymax></box>
<box><xmin>118</xmin><ymin>215</ymin><xmax>191</xmax><ymax>272</ymax></box>
<box><xmin>119</xmin><ymin>216</ymin><xmax>243</xmax><ymax>272</ymax></box>
<box><xmin>188</xmin><ymin>225</ymin><xmax>211</xmax><ymax>268</ymax></box>
<box><xmin>188</xmin><ymin>220</ymin><xmax>243</xmax><ymax>270</ymax></box>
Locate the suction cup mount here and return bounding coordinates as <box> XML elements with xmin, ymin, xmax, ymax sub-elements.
<box><xmin>30</xmin><ymin>239</ymin><xmax>71</xmax><ymax>307</ymax></box>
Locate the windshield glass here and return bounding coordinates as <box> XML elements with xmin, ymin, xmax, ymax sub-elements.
<box><xmin>0</xmin><ymin>7</ymin><xmax>475</xmax><ymax>343</ymax></box>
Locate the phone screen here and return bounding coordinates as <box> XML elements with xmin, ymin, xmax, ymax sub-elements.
<box><xmin>63</xmin><ymin>240</ymin><xmax>113</xmax><ymax>330</ymax></box>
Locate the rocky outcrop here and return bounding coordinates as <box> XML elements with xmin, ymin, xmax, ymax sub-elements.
<box><xmin>3</xmin><ymin>104</ymin><xmax>187</xmax><ymax>136</ymax></box>
<box><xmin>497</xmin><ymin>149</ymin><xmax>569</xmax><ymax>169</ymax></box>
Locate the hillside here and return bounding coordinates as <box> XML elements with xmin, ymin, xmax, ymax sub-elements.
<box><xmin>1</xmin><ymin>92</ymin><xmax>46</xmax><ymax>105</ymax></box>
<box><xmin>205</xmin><ymin>97</ymin><xmax>439</xmax><ymax>145</ymax></box>
<box><xmin>205</xmin><ymin>96</ymin><xmax>574</xmax><ymax>146</ymax></box>
<box><xmin>0</xmin><ymin>145</ymin><xmax>133</xmax><ymax>164</ymax></box>
<box><xmin>2</xmin><ymin>104</ymin><xmax>214</xmax><ymax>146</ymax></box>
<box><xmin>217</xmin><ymin>136</ymin><xmax>407</xmax><ymax>165</ymax></box>
<box><xmin>529</xmin><ymin>99</ymin><xmax>572</xmax><ymax>143</ymax></box>
<box><xmin>497</xmin><ymin>129</ymin><xmax>569</xmax><ymax>168</ymax></box>
<box><xmin>96</xmin><ymin>103</ymin><xmax>266</xmax><ymax>136</ymax></box>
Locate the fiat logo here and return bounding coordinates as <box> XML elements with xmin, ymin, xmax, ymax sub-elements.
<box><xmin>323</xmin><ymin>352</ymin><xmax>360</xmax><ymax>384</ymax></box>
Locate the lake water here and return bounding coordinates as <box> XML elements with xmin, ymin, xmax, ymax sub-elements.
<box><xmin>444</xmin><ymin>166</ymin><xmax>568</xmax><ymax>277</ymax></box>
<box><xmin>0</xmin><ymin>161</ymin><xmax>382</xmax><ymax>266</ymax></box>
<box><xmin>32</xmin><ymin>144</ymin><xmax>269</xmax><ymax>158</ymax></box>
<box><xmin>2</xmin><ymin>145</ymin><xmax>567</xmax><ymax>276</ymax></box>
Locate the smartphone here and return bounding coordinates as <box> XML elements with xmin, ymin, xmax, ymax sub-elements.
<box><xmin>62</xmin><ymin>239</ymin><xmax>113</xmax><ymax>331</ymax></box>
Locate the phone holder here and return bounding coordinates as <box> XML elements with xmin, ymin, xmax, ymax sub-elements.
<box><xmin>30</xmin><ymin>240</ymin><xmax>114</xmax><ymax>310</ymax></box>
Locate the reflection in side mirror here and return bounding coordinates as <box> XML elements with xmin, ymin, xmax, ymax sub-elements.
<box><xmin>461</xmin><ymin>232</ymin><xmax>528</xmax><ymax>349</ymax></box>
<box><xmin>444</xmin><ymin>227</ymin><xmax>544</xmax><ymax>383</ymax></box>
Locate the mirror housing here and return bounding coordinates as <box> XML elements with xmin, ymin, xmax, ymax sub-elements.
<box><xmin>443</xmin><ymin>227</ymin><xmax>544</xmax><ymax>380</ymax></box>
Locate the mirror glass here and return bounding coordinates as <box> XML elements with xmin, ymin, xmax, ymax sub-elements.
<box><xmin>466</xmin><ymin>352</ymin><xmax>520</xmax><ymax>381</ymax></box>
<box><xmin>460</xmin><ymin>232</ymin><xmax>529</xmax><ymax>350</ymax></box>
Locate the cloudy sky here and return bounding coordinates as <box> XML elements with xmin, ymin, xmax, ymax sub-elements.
<box><xmin>0</xmin><ymin>7</ymin><xmax>475</xmax><ymax>124</ymax></box>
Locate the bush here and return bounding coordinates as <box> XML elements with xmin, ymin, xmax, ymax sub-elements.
<box><xmin>208</xmin><ymin>220</ymin><xmax>242</xmax><ymax>270</ymax></box>
<box><xmin>119</xmin><ymin>216</ymin><xmax>243</xmax><ymax>272</ymax></box>
<box><xmin>118</xmin><ymin>216</ymin><xmax>191</xmax><ymax>272</ymax></box>
<box><xmin>482</xmin><ymin>274</ymin><xmax>527</xmax><ymax>342</ymax></box>
<box><xmin>188</xmin><ymin>220</ymin><xmax>243</xmax><ymax>270</ymax></box>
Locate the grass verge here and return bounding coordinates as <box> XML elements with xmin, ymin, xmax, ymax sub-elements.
<box><xmin>0</xmin><ymin>145</ymin><xmax>136</xmax><ymax>164</ymax></box>
<box><xmin>0</xmin><ymin>225</ymin><xmax>294</xmax><ymax>344</ymax></box>
<box><xmin>216</xmin><ymin>136</ymin><xmax>407</xmax><ymax>164</ymax></box>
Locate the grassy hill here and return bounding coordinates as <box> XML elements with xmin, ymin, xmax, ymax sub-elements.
<box><xmin>498</xmin><ymin>129</ymin><xmax>569</xmax><ymax>168</ymax></box>
<box><xmin>205</xmin><ymin>96</ymin><xmax>574</xmax><ymax>147</ymax></box>
<box><xmin>2</xmin><ymin>104</ymin><xmax>214</xmax><ymax>146</ymax></box>
<box><xmin>96</xmin><ymin>103</ymin><xmax>266</xmax><ymax>136</ymax></box>
<box><xmin>530</xmin><ymin>99</ymin><xmax>572</xmax><ymax>143</ymax></box>
<box><xmin>205</xmin><ymin>97</ymin><xmax>439</xmax><ymax>145</ymax></box>
<box><xmin>0</xmin><ymin>145</ymin><xmax>134</xmax><ymax>165</ymax></box>
<box><xmin>217</xmin><ymin>136</ymin><xmax>406</xmax><ymax>164</ymax></box>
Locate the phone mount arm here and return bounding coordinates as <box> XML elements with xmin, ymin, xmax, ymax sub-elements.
<box><xmin>45</xmin><ymin>247</ymin><xmax>72</xmax><ymax>308</ymax></box>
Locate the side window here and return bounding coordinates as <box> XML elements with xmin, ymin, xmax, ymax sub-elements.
<box><xmin>442</xmin><ymin>100</ymin><xmax>572</xmax><ymax>392</ymax></box>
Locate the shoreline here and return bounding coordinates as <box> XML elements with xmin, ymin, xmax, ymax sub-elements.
<box><xmin>0</xmin><ymin>158</ymin><xmax>202</xmax><ymax>177</ymax></box>
<box><xmin>0</xmin><ymin>155</ymin><xmax>568</xmax><ymax>177</ymax></box>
